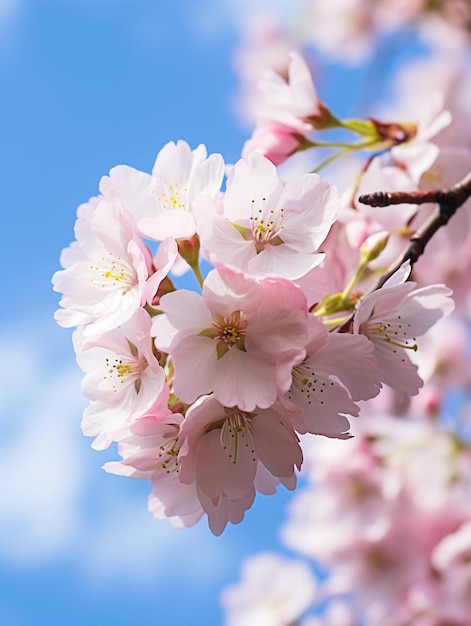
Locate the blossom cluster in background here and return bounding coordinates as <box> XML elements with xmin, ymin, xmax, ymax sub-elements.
<box><xmin>218</xmin><ymin>0</ymin><xmax>471</xmax><ymax>624</ymax></box>
<box><xmin>53</xmin><ymin>0</ymin><xmax>471</xmax><ymax>622</ymax></box>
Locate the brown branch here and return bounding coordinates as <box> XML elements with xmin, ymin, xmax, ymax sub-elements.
<box><xmin>359</xmin><ymin>170</ymin><xmax>471</xmax><ymax>290</ymax></box>
<box><xmin>335</xmin><ymin>170</ymin><xmax>471</xmax><ymax>333</ymax></box>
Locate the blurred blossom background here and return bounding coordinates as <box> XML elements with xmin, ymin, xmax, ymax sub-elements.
<box><xmin>2</xmin><ymin>0</ymin><xmax>471</xmax><ymax>625</ymax></box>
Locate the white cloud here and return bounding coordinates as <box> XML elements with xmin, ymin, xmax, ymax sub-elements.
<box><xmin>186</xmin><ymin>0</ymin><xmax>305</xmax><ymax>42</ymax></box>
<box><xmin>0</xmin><ymin>0</ymin><xmax>23</xmax><ymax>55</ymax></box>
<box><xmin>0</xmin><ymin>326</ymin><xmax>85</xmax><ymax>562</ymax></box>
<box><xmin>0</xmin><ymin>0</ymin><xmax>21</xmax><ymax>24</ymax></box>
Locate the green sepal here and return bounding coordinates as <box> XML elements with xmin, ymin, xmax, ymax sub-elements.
<box><xmin>340</xmin><ymin>118</ymin><xmax>380</xmax><ymax>138</ymax></box>
<box><xmin>144</xmin><ymin>304</ymin><xmax>163</xmax><ymax>317</ymax></box>
<box><xmin>230</xmin><ymin>222</ymin><xmax>253</xmax><ymax>241</ymax></box>
<box><xmin>313</xmin><ymin>292</ymin><xmax>355</xmax><ymax>317</ymax></box>
<box><xmin>216</xmin><ymin>342</ymin><xmax>230</xmax><ymax>360</ymax></box>
<box><xmin>198</xmin><ymin>327</ymin><xmax>219</xmax><ymax>339</ymax></box>
<box><xmin>205</xmin><ymin>418</ymin><xmax>226</xmax><ymax>434</ymax></box>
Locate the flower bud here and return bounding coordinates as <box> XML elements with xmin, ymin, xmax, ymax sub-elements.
<box><xmin>177</xmin><ymin>233</ymin><xmax>201</xmax><ymax>269</ymax></box>
<box><xmin>360</xmin><ymin>231</ymin><xmax>390</xmax><ymax>263</ymax></box>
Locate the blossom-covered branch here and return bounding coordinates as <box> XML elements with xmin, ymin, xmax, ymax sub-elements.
<box><xmin>54</xmin><ymin>13</ymin><xmax>468</xmax><ymax>540</ymax></box>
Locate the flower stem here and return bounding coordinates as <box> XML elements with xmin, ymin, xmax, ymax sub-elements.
<box><xmin>322</xmin><ymin>315</ymin><xmax>350</xmax><ymax>328</ymax></box>
<box><xmin>312</xmin><ymin>139</ymin><xmax>381</xmax><ymax>173</ymax></box>
<box><xmin>191</xmin><ymin>262</ymin><xmax>204</xmax><ymax>289</ymax></box>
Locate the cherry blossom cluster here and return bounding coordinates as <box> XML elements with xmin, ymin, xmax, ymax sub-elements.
<box><xmin>53</xmin><ymin>128</ymin><xmax>454</xmax><ymax>534</ymax></box>
<box><xmin>53</xmin><ymin>0</ymin><xmax>471</xmax><ymax>541</ymax></box>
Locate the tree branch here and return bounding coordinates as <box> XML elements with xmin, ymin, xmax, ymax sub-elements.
<box><xmin>358</xmin><ymin>170</ymin><xmax>471</xmax><ymax>290</ymax></box>
<box><xmin>335</xmin><ymin>170</ymin><xmax>471</xmax><ymax>333</ymax></box>
<box><xmin>358</xmin><ymin>172</ymin><xmax>471</xmax><ymax>208</ymax></box>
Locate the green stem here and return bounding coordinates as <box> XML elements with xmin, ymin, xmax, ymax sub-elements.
<box><xmin>338</xmin><ymin>118</ymin><xmax>379</xmax><ymax>138</ymax></box>
<box><xmin>322</xmin><ymin>315</ymin><xmax>350</xmax><ymax>328</ymax></box>
<box><xmin>312</xmin><ymin>149</ymin><xmax>351</xmax><ymax>173</ymax></box>
<box><xmin>312</xmin><ymin>139</ymin><xmax>379</xmax><ymax>173</ymax></box>
<box><xmin>313</xmin><ymin>300</ymin><xmax>354</xmax><ymax>318</ymax></box>
<box><xmin>340</xmin><ymin>260</ymin><xmax>368</xmax><ymax>302</ymax></box>
<box><xmin>144</xmin><ymin>303</ymin><xmax>162</xmax><ymax>317</ymax></box>
<box><xmin>307</xmin><ymin>139</ymin><xmax>375</xmax><ymax>150</ymax></box>
<box><xmin>191</xmin><ymin>263</ymin><xmax>204</xmax><ymax>289</ymax></box>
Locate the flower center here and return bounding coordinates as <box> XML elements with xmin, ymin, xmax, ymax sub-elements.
<box><xmin>289</xmin><ymin>363</ymin><xmax>335</xmax><ymax>406</ymax></box>
<box><xmin>158</xmin><ymin>437</ymin><xmax>180</xmax><ymax>474</ymax></box>
<box><xmin>157</xmin><ymin>180</ymin><xmax>189</xmax><ymax>211</ymax></box>
<box><xmin>198</xmin><ymin>311</ymin><xmax>248</xmax><ymax>358</ymax></box>
<box><xmin>366</xmin><ymin>316</ymin><xmax>418</xmax><ymax>352</ymax></box>
<box><xmin>220</xmin><ymin>410</ymin><xmax>256</xmax><ymax>465</ymax></box>
<box><xmin>248</xmin><ymin>198</ymin><xmax>285</xmax><ymax>252</ymax></box>
<box><xmin>214</xmin><ymin>311</ymin><xmax>246</xmax><ymax>344</ymax></box>
<box><xmin>103</xmin><ymin>354</ymin><xmax>147</xmax><ymax>394</ymax></box>
<box><xmin>212</xmin><ymin>311</ymin><xmax>247</xmax><ymax>358</ymax></box>
<box><xmin>90</xmin><ymin>252</ymin><xmax>136</xmax><ymax>294</ymax></box>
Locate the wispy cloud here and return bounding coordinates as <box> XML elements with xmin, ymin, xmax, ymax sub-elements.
<box><xmin>186</xmin><ymin>0</ymin><xmax>305</xmax><ymax>43</ymax></box>
<box><xmin>0</xmin><ymin>0</ymin><xmax>21</xmax><ymax>24</ymax></box>
<box><xmin>0</xmin><ymin>326</ymin><xmax>85</xmax><ymax>563</ymax></box>
<box><xmin>0</xmin><ymin>0</ymin><xmax>23</xmax><ymax>56</ymax></box>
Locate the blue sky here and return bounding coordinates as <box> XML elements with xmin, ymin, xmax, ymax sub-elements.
<box><xmin>0</xmin><ymin>1</ymin><xmax>306</xmax><ymax>624</ymax></box>
<box><xmin>1</xmin><ymin>2</ymin><xmax>443</xmax><ymax>624</ymax></box>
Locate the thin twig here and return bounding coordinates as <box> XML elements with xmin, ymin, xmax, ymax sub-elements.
<box><xmin>335</xmin><ymin>170</ymin><xmax>471</xmax><ymax>332</ymax></box>
<box><xmin>358</xmin><ymin>171</ymin><xmax>471</xmax><ymax>208</ymax></box>
<box><xmin>359</xmin><ymin>171</ymin><xmax>471</xmax><ymax>290</ymax></box>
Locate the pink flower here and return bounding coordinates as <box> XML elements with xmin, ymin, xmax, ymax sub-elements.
<box><xmin>195</xmin><ymin>488</ymin><xmax>257</xmax><ymax>537</ymax></box>
<box><xmin>75</xmin><ymin>308</ymin><xmax>168</xmax><ymax>450</ymax></box>
<box><xmin>353</xmin><ymin>264</ymin><xmax>454</xmax><ymax>395</ymax></box>
<box><xmin>198</xmin><ymin>152</ymin><xmax>337</xmax><ymax>280</ymax></box>
<box><xmin>241</xmin><ymin>51</ymin><xmax>334</xmax><ymax>165</ymax></box>
<box><xmin>389</xmin><ymin>93</ymin><xmax>451</xmax><ymax>184</ymax></box>
<box><xmin>143</xmin><ymin>236</ymin><xmax>179</xmax><ymax>304</ymax></box>
<box><xmin>104</xmin><ymin>411</ymin><xmax>204</xmax><ymax>529</ymax></box>
<box><xmin>284</xmin><ymin>317</ymin><xmax>381</xmax><ymax>437</ymax></box>
<box><xmin>53</xmin><ymin>197</ymin><xmax>154</xmax><ymax>337</ymax></box>
<box><xmin>242</xmin><ymin>122</ymin><xmax>307</xmax><ymax>166</ymax></box>
<box><xmin>373</xmin><ymin>91</ymin><xmax>452</xmax><ymax>184</ymax></box>
<box><xmin>178</xmin><ymin>395</ymin><xmax>303</xmax><ymax>534</ymax></box>
<box><xmin>255</xmin><ymin>51</ymin><xmax>322</xmax><ymax>131</ymax></box>
<box><xmin>282</xmin><ymin>415</ymin><xmax>471</xmax><ymax>616</ymax></box>
<box><xmin>430</xmin><ymin>521</ymin><xmax>471</xmax><ymax>620</ymax></box>
<box><xmin>221</xmin><ymin>552</ymin><xmax>317</xmax><ymax>626</ymax></box>
<box><xmin>152</xmin><ymin>268</ymin><xmax>308</xmax><ymax>411</ymax></box>
<box><xmin>100</xmin><ymin>140</ymin><xmax>224</xmax><ymax>242</ymax></box>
